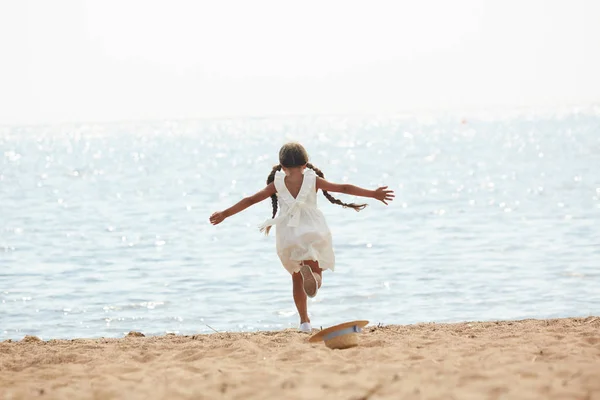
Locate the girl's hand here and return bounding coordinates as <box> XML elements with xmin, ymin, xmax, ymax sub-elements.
<box><xmin>209</xmin><ymin>211</ymin><xmax>226</xmax><ymax>225</ymax></box>
<box><xmin>374</xmin><ymin>186</ymin><xmax>395</xmax><ymax>205</ymax></box>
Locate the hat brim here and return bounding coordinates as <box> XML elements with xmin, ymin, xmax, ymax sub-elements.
<box><xmin>308</xmin><ymin>320</ymin><xmax>369</xmax><ymax>343</ymax></box>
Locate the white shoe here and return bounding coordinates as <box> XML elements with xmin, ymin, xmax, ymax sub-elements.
<box><xmin>299</xmin><ymin>322</ymin><xmax>312</xmax><ymax>333</ymax></box>
<box><xmin>299</xmin><ymin>263</ymin><xmax>318</xmax><ymax>298</ymax></box>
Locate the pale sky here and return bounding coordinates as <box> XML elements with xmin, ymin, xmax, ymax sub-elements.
<box><xmin>1</xmin><ymin>0</ymin><xmax>599</xmax><ymax>125</ymax></box>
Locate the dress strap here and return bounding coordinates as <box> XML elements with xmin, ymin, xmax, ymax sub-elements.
<box><xmin>273</xmin><ymin>170</ymin><xmax>294</xmax><ymax>205</ymax></box>
<box><xmin>295</xmin><ymin>169</ymin><xmax>316</xmax><ymax>204</ymax></box>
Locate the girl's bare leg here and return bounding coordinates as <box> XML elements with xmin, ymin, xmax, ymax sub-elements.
<box><xmin>291</xmin><ymin>260</ymin><xmax>324</xmax><ymax>324</ymax></box>
<box><xmin>292</xmin><ymin>272</ymin><xmax>309</xmax><ymax>323</ymax></box>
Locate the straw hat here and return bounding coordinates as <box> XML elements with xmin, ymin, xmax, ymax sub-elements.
<box><xmin>308</xmin><ymin>320</ymin><xmax>369</xmax><ymax>350</ymax></box>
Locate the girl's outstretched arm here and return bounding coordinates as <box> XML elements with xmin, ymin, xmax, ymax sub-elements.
<box><xmin>209</xmin><ymin>182</ymin><xmax>276</xmax><ymax>225</ymax></box>
<box><xmin>316</xmin><ymin>178</ymin><xmax>395</xmax><ymax>205</ymax></box>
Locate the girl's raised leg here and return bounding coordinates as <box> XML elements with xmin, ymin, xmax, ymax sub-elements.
<box><xmin>303</xmin><ymin>260</ymin><xmax>323</xmax><ymax>289</ymax></box>
<box><xmin>298</xmin><ymin>260</ymin><xmax>323</xmax><ymax>298</ymax></box>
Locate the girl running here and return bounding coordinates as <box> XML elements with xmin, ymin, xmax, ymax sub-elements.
<box><xmin>209</xmin><ymin>142</ymin><xmax>394</xmax><ymax>332</ymax></box>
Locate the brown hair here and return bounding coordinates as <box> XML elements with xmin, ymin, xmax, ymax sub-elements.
<box><xmin>264</xmin><ymin>143</ymin><xmax>366</xmax><ymax>233</ymax></box>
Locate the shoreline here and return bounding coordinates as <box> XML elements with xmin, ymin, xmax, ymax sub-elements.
<box><xmin>2</xmin><ymin>316</ymin><xmax>599</xmax><ymax>399</ymax></box>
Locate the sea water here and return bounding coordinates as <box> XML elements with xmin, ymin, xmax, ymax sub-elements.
<box><xmin>1</xmin><ymin>112</ymin><xmax>599</xmax><ymax>340</ymax></box>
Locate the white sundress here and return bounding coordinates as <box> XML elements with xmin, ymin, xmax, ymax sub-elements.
<box><xmin>258</xmin><ymin>169</ymin><xmax>335</xmax><ymax>274</ymax></box>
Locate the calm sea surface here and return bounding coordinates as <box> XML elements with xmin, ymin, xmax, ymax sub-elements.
<box><xmin>1</xmin><ymin>113</ymin><xmax>599</xmax><ymax>340</ymax></box>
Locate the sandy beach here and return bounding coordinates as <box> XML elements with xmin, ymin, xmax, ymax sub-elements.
<box><xmin>1</xmin><ymin>316</ymin><xmax>599</xmax><ymax>400</ymax></box>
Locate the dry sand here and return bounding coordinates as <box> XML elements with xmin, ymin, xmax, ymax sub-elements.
<box><xmin>1</xmin><ymin>317</ymin><xmax>599</xmax><ymax>400</ymax></box>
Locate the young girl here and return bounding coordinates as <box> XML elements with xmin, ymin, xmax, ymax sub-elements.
<box><xmin>209</xmin><ymin>142</ymin><xmax>394</xmax><ymax>332</ymax></box>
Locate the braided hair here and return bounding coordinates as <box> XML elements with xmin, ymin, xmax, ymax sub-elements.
<box><xmin>264</xmin><ymin>143</ymin><xmax>367</xmax><ymax>234</ymax></box>
<box><xmin>305</xmin><ymin>162</ymin><xmax>367</xmax><ymax>211</ymax></box>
